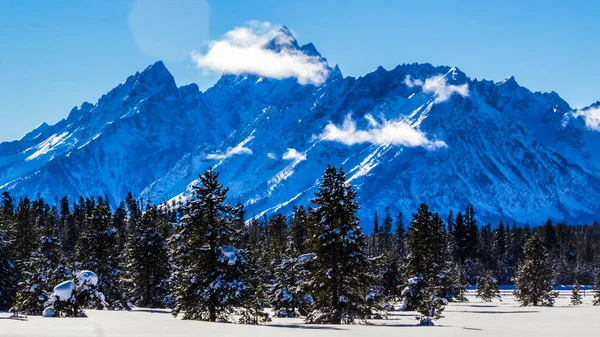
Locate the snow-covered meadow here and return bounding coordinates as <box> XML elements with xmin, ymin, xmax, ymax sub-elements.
<box><xmin>1</xmin><ymin>291</ymin><xmax>597</xmax><ymax>337</ymax></box>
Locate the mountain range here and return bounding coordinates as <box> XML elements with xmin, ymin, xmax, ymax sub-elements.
<box><xmin>2</xmin><ymin>28</ymin><xmax>600</xmax><ymax>231</ymax></box>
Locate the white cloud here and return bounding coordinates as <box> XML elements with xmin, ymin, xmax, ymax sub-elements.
<box><xmin>207</xmin><ymin>145</ymin><xmax>252</xmax><ymax>160</ymax></box>
<box><xmin>405</xmin><ymin>74</ymin><xmax>469</xmax><ymax>103</ymax></box>
<box><xmin>317</xmin><ymin>114</ymin><xmax>447</xmax><ymax>149</ymax></box>
<box><xmin>267</xmin><ymin>152</ymin><xmax>277</xmax><ymax>159</ymax></box>
<box><xmin>574</xmin><ymin>106</ymin><xmax>600</xmax><ymax>131</ymax></box>
<box><xmin>191</xmin><ymin>21</ymin><xmax>329</xmax><ymax>85</ymax></box>
<box><xmin>282</xmin><ymin>148</ymin><xmax>307</xmax><ymax>161</ymax></box>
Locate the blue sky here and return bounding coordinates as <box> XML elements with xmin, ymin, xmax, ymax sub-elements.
<box><xmin>1</xmin><ymin>0</ymin><xmax>600</xmax><ymax>142</ymax></box>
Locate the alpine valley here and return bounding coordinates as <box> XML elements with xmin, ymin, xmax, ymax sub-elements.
<box><xmin>2</xmin><ymin>28</ymin><xmax>600</xmax><ymax>231</ymax></box>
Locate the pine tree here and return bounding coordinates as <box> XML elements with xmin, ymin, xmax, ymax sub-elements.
<box><xmin>476</xmin><ymin>271</ymin><xmax>501</xmax><ymax>302</ymax></box>
<box><xmin>13</xmin><ymin>219</ymin><xmax>70</xmax><ymax>315</ymax></box>
<box><xmin>0</xmin><ymin>221</ymin><xmax>16</xmax><ymax>310</ymax></box>
<box><xmin>122</xmin><ymin>204</ymin><xmax>171</xmax><ymax>308</ymax></box>
<box><xmin>402</xmin><ymin>204</ymin><xmax>448</xmax><ymax>315</ymax></box>
<box><xmin>514</xmin><ymin>234</ymin><xmax>557</xmax><ymax>307</ymax></box>
<box><xmin>290</xmin><ymin>206</ymin><xmax>310</xmax><ymax>254</ymax></box>
<box><xmin>452</xmin><ymin>264</ymin><xmax>469</xmax><ymax>302</ymax></box>
<box><xmin>75</xmin><ymin>197</ymin><xmax>128</xmax><ymax>310</ymax></box>
<box><xmin>570</xmin><ymin>281</ymin><xmax>583</xmax><ymax>306</ymax></box>
<box><xmin>12</xmin><ymin>197</ymin><xmax>38</xmax><ymax>267</ymax></box>
<box><xmin>238</xmin><ymin>246</ymin><xmax>271</xmax><ymax>324</ymax></box>
<box><xmin>593</xmin><ymin>271</ymin><xmax>600</xmax><ymax>306</ymax></box>
<box><xmin>58</xmin><ymin>196</ymin><xmax>78</xmax><ymax>254</ymax></box>
<box><xmin>394</xmin><ymin>212</ymin><xmax>407</xmax><ymax>258</ymax></box>
<box><xmin>305</xmin><ymin>165</ymin><xmax>375</xmax><ymax>324</ymax></box>
<box><xmin>171</xmin><ymin>168</ymin><xmax>248</xmax><ymax>322</ymax></box>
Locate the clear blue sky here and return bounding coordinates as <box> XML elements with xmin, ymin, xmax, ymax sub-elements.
<box><xmin>1</xmin><ymin>0</ymin><xmax>600</xmax><ymax>142</ymax></box>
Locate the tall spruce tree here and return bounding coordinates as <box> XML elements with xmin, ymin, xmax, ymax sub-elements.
<box><xmin>13</xmin><ymin>197</ymin><xmax>38</xmax><ymax>267</ymax></box>
<box><xmin>305</xmin><ymin>165</ymin><xmax>375</xmax><ymax>324</ymax></box>
<box><xmin>290</xmin><ymin>206</ymin><xmax>310</xmax><ymax>254</ymax></box>
<box><xmin>122</xmin><ymin>204</ymin><xmax>171</xmax><ymax>308</ymax></box>
<box><xmin>403</xmin><ymin>204</ymin><xmax>447</xmax><ymax>307</ymax></box>
<box><xmin>75</xmin><ymin>197</ymin><xmax>128</xmax><ymax>310</ymax></box>
<box><xmin>171</xmin><ymin>168</ymin><xmax>249</xmax><ymax>322</ymax></box>
<box><xmin>0</xmin><ymin>205</ymin><xmax>16</xmax><ymax>310</ymax></box>
<box><xmin>13</xmin><ymin>209</ymin><xmax>70</xmax><ymax>315</ymax></box>
<box><xmin>514</xmin><ymin>234</ymin><xmax>557</xmax><ymax>307</ymax></box>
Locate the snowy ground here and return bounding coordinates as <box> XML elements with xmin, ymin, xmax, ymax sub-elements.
<box><xmin>1</xmin><ymin>291</ymin><xmax>598</xmax><ymax>337</ymax></box>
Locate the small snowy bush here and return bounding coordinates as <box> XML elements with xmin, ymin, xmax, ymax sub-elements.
<box><xmin>43</xmin><ymin>270</ymin><xmax>107</xmax><ymax>318</ymax></box>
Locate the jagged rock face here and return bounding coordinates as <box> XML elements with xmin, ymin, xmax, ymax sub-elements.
<box><xmin>2</xmin><ymin>32</ymin><xmax>600</xmax><ymax>231</ymax></box>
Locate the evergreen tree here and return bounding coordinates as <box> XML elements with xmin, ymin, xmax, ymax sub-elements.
<box><xmin>290</xmin><ymin>206</ymin><xmax>310</xmax><ymax>254</ymax></box>
<box><xmin>58</xmin><ymin>196</ymin><xmax>77</xmax><ymax>254</ymax></box>
<box><xmin>122</xmin><ymin>204</ymin><xmax>171</xmax><ymax>308</ymax></box>
<box><xmin>514</xmin><ymin>234</ymin><xmax>557</xmax><ymax>307</ymax></box>
<box><xmin>403</xmin><ymin>204</ymin><xmax>448</xmax><ymax>314</ymax></box>
<box><xmin>75</xmin><ymin>197</ymin><xmax>128</xmax><ymax>310</ymax></box>
<box><xmin>305</xmin><ymin>165</ymin><xmax>375</xmax><ymax>324</ymax></box>
<box><xmin>171</xmin><ymin>168</ymin><xmax>248</xmax><ymax>322</ymax></box>
<box><xmin>12</xmin><ymin>197</ymin><xmax>38</xmax><ymax>267</ymax></box>
<box><xmin>570</xmin><ymin>281</ymin><xmax>582</xmax><ymax>306</ymax></box>
<box><xmin>452</xmin><ymin>264</ymin><xmax>469</xmax><ymax>302</ymax></box>
<box><xmin>13</xmin><ymin>219</ymin><xmax>70</xmax><ymax>315</ymax></box>
<box><xmin>394</xmin><ymin>212</ymin><xmax>407</xmax><ymax>259</ymax></box>
<box><xmin>476</xmin><ymin>271</ymin><xmax>501</xmax><ymax>302</ymax></box>
<box><xmin>593</xmin><ymin>271</ymin><xmax>600</xmax><ymax>306</ymax></box>
<box><xmin>238</xmin><ymin>244</ymin><xmax>271</xmax><ymax>325</ymax></box>
<box><xmin>453</xmin><ymin>212</ymin><xmax>468</xmax><ymax>263</ymax></box>
<box><xmin>0</xmin><ymin>221</ymin><xmax>16</xmax><ymax>310</ymax></box>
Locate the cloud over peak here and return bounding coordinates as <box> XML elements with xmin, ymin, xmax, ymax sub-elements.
<box><xmin>282</xmin><ymin>148</ymin><xmax>307</xmax><ymax>161</ymax></box>
<box><xmin>405</xmin><ymin>73</ymin><xmax>469</xmax><ymax>103</ymax></box>
<box><xmin>317</xmin><ymin>114</ymin><xmax>447</xmax><ymax>149</ymax></box>
<box><xmin>191</xmin><ymin>21</ymin><xmax>329</xmax><ymax>85</ymax></box>
<box><xmin>573</xmin><ymin>106</ymin><xmax>600</xmax><ymax>131</ymax></box>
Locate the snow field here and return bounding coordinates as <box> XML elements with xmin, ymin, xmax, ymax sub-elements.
<box><xmin>1</xmin><ymin>291</ymin><xmax>598</xmax><ymax>337</ymax></box>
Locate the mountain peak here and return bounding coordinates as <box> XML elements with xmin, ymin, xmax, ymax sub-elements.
<box><xmin>139</xmin><ymin>61</ymin><xmax>172</xmax><ymax>80</ymax></box>
<box><xmin>278</xmin><ymin>25</ymin><xmax>294</xmax><ymax>37</ymax></box>
<box><xmin>498</xmin><ymin>75</ymin><xmax>519</xmax><ymax>90</ymax></box>
<box><xmin>265</xmin><ymin>26</ymin><xmax>300</xmax><ymax>52</ymax></box>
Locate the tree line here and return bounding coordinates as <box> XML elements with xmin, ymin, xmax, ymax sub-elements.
<box><xmin>1</xmin><ymin>165</ymin><xmax>600</xmax><ymax>324</ymax></box>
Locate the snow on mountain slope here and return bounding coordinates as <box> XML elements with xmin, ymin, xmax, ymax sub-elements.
<box><xmin>2</xmin><ymin>29</ymin><xmax>600</xmax><ymax>230</ymax></box>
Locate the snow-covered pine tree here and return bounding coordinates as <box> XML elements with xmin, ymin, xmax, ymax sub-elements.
<box><xmin>238</xmin><ymin>244</ymin><xmax>271</xmax><ymax>325</ymax></box>
<box><xmin>305</xmin><ymin>165</ymin><xmax>376</xmax><ymax>324</ymax></box>
<box><xmin>13</xmin><ymin>223</ymin><xmax>70</xmax><ymax>315</ymax></box>
<box><xmin>75</xmin><ymin>197</ymin><xmax>128</xmax><ymax>310</ymax></box>
<box><xmin>476</xmin><ymin>270</ymin><xmax>501</xmax><ymax>302</ymax></box>
<box><xmin>171</xmin><ymin>168</ymin><xmax>248</xmax><ymax>322</ymax></box>
<box><xmin>417</xmin><ymin>285</ymin><xmax>446</xmax><ymax>326</ymax></box>
<box><xmin>381</xmin><ymin>254</ymin><xmax>402</xmax><ymax>302</ymax></box>
<box><xmin>290</xmin><ymin>206</ymin><xmax>310</xmax><ymax>254</ymax></box>
<box><xmin>570</xmin><ymin>281</ymin><xmax>583</xmax><ymax>306</ymax></box>
<box><xmin>12</xmin><ymin>197</ymin><xmax>38</xmax><ymax>268</ymax></box>
<box><xmin>451</xmin><ymin>264</ymin><xmax>469</xmax><ymax>302</ymax></box>
<box><xmin>514</xmin><ymin>234</ymin><xmax>557</xmax><ymax>307</ymax></box>
<box><xmin>270</xmin><ymin>249</ymin><xmax>314</xmax><ymax>317</ymax></box>
<box><xmin>0</xmin><ymin>210</ymin><xmax>16</xmax><ymax>310</ymax></box>
<box><xmin>592</xmin><ymin>271</ymin><xmax>600</xmax><ymax>306</ymax></box>
<box><xmin>122</xmin><ymin>204</ymin><xmax>171</xmax><ymax>308</ymax></box>
<box><xmin>403</xmin><ymin>204</ymin><xmax>447</xmax><ymax>307</ymax></box>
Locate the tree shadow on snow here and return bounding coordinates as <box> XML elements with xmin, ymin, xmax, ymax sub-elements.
<box><xmin>374</xmin><ymin>323</ymin><xmax>481</xmax><ymax>330</ymax></box>
<box><xmin>457</xmin><ymin>310</ymin><xmax>539</xmax><ymax>314</ymax></box>
<box><xmin>132</xmin><ymin>309</ymin><xmax>172</xmax><ymax>314</ymax></box>
<box><xmin>265</xmin><ymin>324</ymin><xmax>346</xmax><ymax>331</ymax></box>
<box><xmin>0</xmin><ymin>316</ymin><xmax>28</xmax><ymax>321</ymax></box>
<box><xmin>460</xmin><ymin>304</ymin><xmax>498</xmax><ymax>308</ymax></box>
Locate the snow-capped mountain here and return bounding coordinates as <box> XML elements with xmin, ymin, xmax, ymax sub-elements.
<box><xmin>2</xmin><ymin>28</ymin><xmax>600</xmax><ymax>230</ymax></box>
